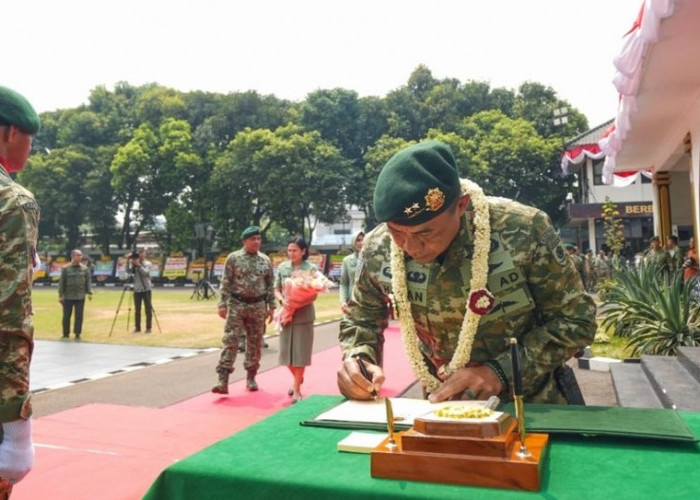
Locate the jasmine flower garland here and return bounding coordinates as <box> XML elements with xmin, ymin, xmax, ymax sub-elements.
<box><xmin>390</xmin><ymin>179</ymin><xmax>492</xmax><ymax>392</ymax></box>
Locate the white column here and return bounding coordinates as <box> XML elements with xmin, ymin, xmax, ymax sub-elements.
<box><xmin>587</xmin><ymin>218</ymin><xmax>597</xmax><ymax>252</ymax></box>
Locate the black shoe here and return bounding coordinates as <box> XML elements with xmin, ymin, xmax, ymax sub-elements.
<box><xmin>246</xmin><ymin>378</ymin><xmax>258</xmax><ymax>392</ymax></box>
<box><xmin>62</xmin><ymin>334</ymin><xmax>69</xmax><ymax>339</ymax></box>
<box><xmin>263</xmin><ymin>341</ymin><xmax>269</xmax><ymax>348</ymax></box>
<box><xmin>145</xmin><ymin>328</ymin><xmax>152</xmax><ymax>334</ymax></box>
<box><xmin>238</xmin><ymin>345</ymin><xmax>245</xmax><ymax>353</ymax></box>
<box><xmin>75</xmin><ymin>335</ymin><xmax>81</xmax><ymax>340</ymax></box>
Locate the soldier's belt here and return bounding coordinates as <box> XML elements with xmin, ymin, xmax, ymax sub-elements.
<box><xmin>231</xmin><ymin>294</ymin><xmax>267</xmax><ymax>304</ymax></box>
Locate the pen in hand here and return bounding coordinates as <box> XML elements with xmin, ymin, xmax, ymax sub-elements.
<box><xmin>356</xmin><ymin>356</ymin><xmax>378</xmax><ymax>400</ymax></box>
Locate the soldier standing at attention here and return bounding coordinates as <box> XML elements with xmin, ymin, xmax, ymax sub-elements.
<box><xmin>644</xmin><ymin>236</ymin><xmax>669</xmax><ymax>271</ymax></box>
<box><xmin>212</xmin><ymin>226</ymin><xmax>275</xmax><ymax>394</ymax></box>
<box><xmin>58</xmin><ymin>249</ymin><xmax>93</xmax><ymax>339</ymax></box>
<box><xmin>565</xmin><ymin>244</ymin><xmax>586</xmax><ymax>287</ymax></box>
<box><xmin>0</xmin><ymin>86</ymin><xmax>41</xmax><ymax>492</ymax></box>
<box><xmin>337</xmin><ymin>141</ymin><xmax>596</xmax><ymax>404</ymax></box>
<box><xmin>666</xmin><ymin>235</ymin><xmax>684</xmax><ymax>274</ymax></box>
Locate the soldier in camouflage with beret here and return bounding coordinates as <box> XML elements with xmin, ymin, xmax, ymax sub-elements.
<box><xmin>212</xmin><ymin>226</ymin><xmax>275</xmax><ymax>394</ymax></box>
<box><xmin>337</xmin><ymin>141</ymin><xmax>596</xmax><ymax>404</ymax></box>
<box><xmin>0</xmin><ymin>86</ymin><xmax>41</xmax><ymax>491</ymax></box>
<box><xmin>644</xmin><ymin>236</ymin><xmax>669</xmax><ymax>272</ymax></box>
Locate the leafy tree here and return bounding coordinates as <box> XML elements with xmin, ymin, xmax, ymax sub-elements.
<box><xmin>110</xmin><ymin>123</ymin><xmax>157</xmax><ymax>249</ymax></box>
<box><xmin>209</xmin><ymin>127</ymin><xmax>277</xmax><ymax>250</ymax></box>
<box><xmin>135</xmin><ymin>85</ymin><xmax>187</xmax><ymax>126</ymax></box>
<box><xmin>362</xmin><ymin>136</ymin><xmax>414</xmax><ymax>227</ymax></box>
<box><xmin>21</xmin><ymin>145</ymin><xmax>95</xmax><ymax>250</ymax></box>
<box><xmin>84</xmin><ymin>145</ymin><xmax>119</xmax><ymax>254</ymax></box>
<box><xmin>263</xmin><ymin>125</ymin><xmax>348</xmax><ymax>242</ymax></box>
<box><xmin>513</xmin><ymin>82</ymin><xmax>588</xmax><ymax>138</ymax></box>
<box><xmin>211</xmin><ymin>125</ymin><xmax>347</xmax><ymax>247</ymax></box>
<box><xmin>458</xmin><ymin>110</ymin><xmax>571</xmax><ymax>224</ymax></box>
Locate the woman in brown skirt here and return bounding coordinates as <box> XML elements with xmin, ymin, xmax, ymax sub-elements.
<box><xmin>275</xmin><ymin>236</ymin><xmax>319</xmax><ymax>403</ymax></box>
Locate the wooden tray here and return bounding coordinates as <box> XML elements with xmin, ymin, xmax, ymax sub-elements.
<box><xmin>371</xmin><ymin>420</ymin><xmax>549</xmax><ymax>491</ymax></box>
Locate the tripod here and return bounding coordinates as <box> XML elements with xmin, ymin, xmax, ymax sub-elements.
<box><xmin>109</xmin><ymin>280</ymin><xmax>162</xmax><ymax>336</ymax></box>
<box><xmin>191</xmin><ymin>267</ymin><xmax>218</xmax><ymax>300</ymax></box>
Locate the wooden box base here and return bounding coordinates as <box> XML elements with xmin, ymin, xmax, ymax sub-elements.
<box><xmin>371</xmin><ymin>431</ymin><xmax>549</xmax><ymax>491</ymax></box>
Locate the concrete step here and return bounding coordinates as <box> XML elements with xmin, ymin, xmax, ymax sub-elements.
<box><xmin>610</xmin><ymin>363</ymin><xmax>663</xmax><ymax>408</ymax></box>
<box><xmin>641</xmin><ymin>355</ymin><xmax>700</xmax><ymax>411</ymax></box>
<box><xmin>677</xmin><ymin>346</ymin><xmax>700</xmax><ymax>383</ymax></box>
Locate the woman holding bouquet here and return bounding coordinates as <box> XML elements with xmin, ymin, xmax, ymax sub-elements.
<box><xmin>275</xmin><ymin>237</ymin><xmax>318</xmax><ymax>402</ymax></box>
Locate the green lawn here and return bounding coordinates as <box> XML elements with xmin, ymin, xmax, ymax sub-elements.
<box><xmin>33</xmin><ymin>287</ymin><xmax>628</xmax><ymax>360</ymax></box>
<box><xmin>32</xmin><ymin>287</ymin><xmax>344</xmax><ymax>348</ymax></box>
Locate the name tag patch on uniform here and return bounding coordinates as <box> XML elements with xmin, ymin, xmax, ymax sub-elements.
<box><xmin>406</xmin><ymin>260</ymin><xmax>428</xmax><ymax>306</ymax></box>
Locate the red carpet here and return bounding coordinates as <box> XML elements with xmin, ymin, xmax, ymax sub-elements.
<box><xmin>171</xmin><ymin>323</ymin><xmax>414</xmax><ymax>414</ymax></box>
<box><xmin>13</xmin><ymin>325</ymin><xmax>415</xmax><ymax>500</ymax></box>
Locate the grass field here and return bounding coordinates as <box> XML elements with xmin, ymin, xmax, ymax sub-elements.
<box><xmin>31</xmin><ymin>287</ymin><xmax>344</xmax><ymax>349</ymax></box>
<box><xmin>33</xmin><ymin>286</ymin><xmax>625</xmax><ymax>359</ymax></box>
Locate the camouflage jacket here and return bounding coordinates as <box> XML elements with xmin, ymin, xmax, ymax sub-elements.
<box><xmin>0</xmin><ymin>165</ymin><xmax>39</xmax><ymax>421</ymax></box>
<box><xmin>667</xmin><ymin>247</ymin><xmax>684</xmax><ymax>274</ymax></box>
<box><xmin>340</xmin><ymin>196</ymin><xmax>597</xmax><ymax>403</ymax></box>
<box><xmin>59</xmin><ymin>263</ymin><xmax>92</xmax><ymax>300</ymax></box>
<box><xmin>644</xmin><ymin>248</ymin><xmax>669</xmax><ymax>271</ymax></box>
<box><xmin>218</xmin><ymin>248</ymin><xmax>275</xmax><ymax>310</ymax></box>
<box><xmin>339</xmin><ymin>252</ymin><xmax>361</xmax><ymax>305</ymax></box>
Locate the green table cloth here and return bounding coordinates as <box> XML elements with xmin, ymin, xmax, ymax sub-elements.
<box><xmin>143</xmin><ymin>395</ymin><xmax>700</xmax><ymax>500</ymax></box>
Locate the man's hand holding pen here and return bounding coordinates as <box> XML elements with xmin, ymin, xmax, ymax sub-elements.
<box><xmin>337</xmin><ymin>355</ymin><xmax>385</xmax><ymax>400</ymax></box>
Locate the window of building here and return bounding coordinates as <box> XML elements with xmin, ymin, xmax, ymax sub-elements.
<box><xmin>593</xmin><ymin>159</ymin><xmax>604</xmax><ymax>185</ymax></box>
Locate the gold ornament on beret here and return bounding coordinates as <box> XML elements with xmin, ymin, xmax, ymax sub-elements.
<box><xmin>424</xmin><ymin>187</ymin><xmax>445</xmax><ymax>212</ymax></box>
<box><xmin>403</xmin><ymin>187</ymin><xmax>445</xmax><ymax>219</ymax></box>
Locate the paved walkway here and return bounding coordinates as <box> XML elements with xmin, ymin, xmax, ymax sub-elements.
<box><xmin>31</xmin><ymin>340</ymin><xmax>213</xmax><ymax>392</ymax></box>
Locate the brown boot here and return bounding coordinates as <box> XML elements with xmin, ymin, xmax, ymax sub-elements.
<box><xmin>212</xmin><ymin>370</ymin><xmax>230</xmax><ymax>394</ymax></box>
<box><xmin>246</xmin><ymin>371</ymin><xmax>258</xmax><ymax>392</ymax></box>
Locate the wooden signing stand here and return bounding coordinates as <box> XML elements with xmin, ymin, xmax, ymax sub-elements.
<box><xmin>370</xmin><ymin>411</ymin><xmax>549</xmax><ymax>491</ymax></box>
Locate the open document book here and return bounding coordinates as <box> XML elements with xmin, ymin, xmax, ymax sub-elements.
<box><xmin>303</xmin><ymin>398</ymin><xmax>499</xmax><ymax>432</ymax></box>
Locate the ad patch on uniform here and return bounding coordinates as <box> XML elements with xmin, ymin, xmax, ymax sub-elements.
<box><xmin>541</xmin><ymin>226</ymin><xmax>567</xmax><ymax>266</ymax></box>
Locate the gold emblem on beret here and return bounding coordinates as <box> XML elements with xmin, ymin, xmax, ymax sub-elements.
<box><xmin>424</xmin><ymin>187</ymin><xmax>445</xmax><ymax>212</ymax></box>
<box><xmin>403</xmin><ymin>187</ymin><xmax>445</xmax><ymax>219</ymax></box>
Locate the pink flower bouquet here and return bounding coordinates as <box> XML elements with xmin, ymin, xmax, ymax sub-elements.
<box><xmin>275</xmin><ymin>269</ymin><xmax>333</xmax><ymax>327</ymax></box>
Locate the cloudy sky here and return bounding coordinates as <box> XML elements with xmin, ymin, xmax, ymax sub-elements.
<box><xmin>6</xmin><ymin>0</ymin><xmax>641</xmax><ymax>126</ymax></box>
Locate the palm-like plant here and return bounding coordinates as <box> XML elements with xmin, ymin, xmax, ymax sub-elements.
<box><xmin>601</xmin><ymin>263</ymin><xmax>700</xmax><ymax>355</ymax></box>
<box><xmin>600</xmin><ymin>263</ymin><xmax>660</xmax><ymax>338</ymax></box>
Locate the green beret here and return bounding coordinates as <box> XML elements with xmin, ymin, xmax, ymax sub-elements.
<box><xmin>0</xmin><ymin>86</ymin><xmax>40</xmax><ymax>134</ymax></box>
<box><xmin>241</xmin><ymin>225</ymin><xmax>260</xmax><ymax>240</ymax></box>
<box><xmin>373</xmin><ymin>140</ymin><xmax>461</xmax><ymax>226</ymax></box>
<box><xmin>649</xmin><ymin>236</ymin><xmax>660</xmax><ymax>243</ymax></box>
<box><xmin>565</xmin><ymin>243</ymin><xmax>575</xmax><ymax>251</ymax></box>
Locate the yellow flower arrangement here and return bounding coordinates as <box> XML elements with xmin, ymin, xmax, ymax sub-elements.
<box><xmin>390</xmin><ymin>179</ymin><xmax>491</xmax><ymax>392</ymax></box>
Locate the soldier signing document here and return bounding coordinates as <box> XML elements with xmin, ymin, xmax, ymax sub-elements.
<box><xmin>337</xmin><ymin>141</ymin><xmax>596</xmax><ymax>404</ymax></box>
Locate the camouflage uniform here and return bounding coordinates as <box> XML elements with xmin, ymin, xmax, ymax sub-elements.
<box><xmin>0</xmin><ymin>165</ymin><xmax>39</xmax><ymax>424</ymax></box>
<box><xmin>339</xmin><ymin>233</ymin><xmax>363</xmax><ymax>306</ymax></box>
<box><xmin>215</xmin><ymin>248</ymin><xmax>275</xmax><ymax>378</ymax></box>
<box><xmin>58</xmin><ymin>261</ymin><xmax>92</xmax><ymax>337</ymax></box>
<box><xmin>594</xmin><ymin>254</ymin><xmax>611</xmax><ymax>281</ymax></box>
<box><xmin>667</xmin><ymin>246</ymin><xmax>684</xmax><ymax>274</ymax></box>
<box><xmin>340</xmin><ymin>195</ymin><xmax>597</xmax><ymax>404</ymax></box>
<box><xmin>644</xmin><ymin>247</ymin><xmax>669</xmax><ymax>271</ymax></box>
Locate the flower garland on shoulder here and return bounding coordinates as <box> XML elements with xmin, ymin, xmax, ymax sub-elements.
<box><xmin>390</xmin><ymin>179</ymin><xmax>493</xmax><ymax>392</ymax></box>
